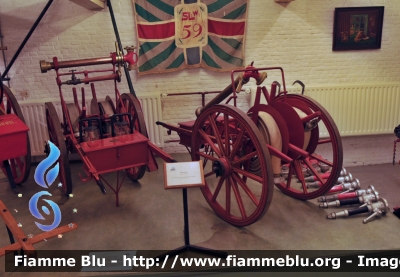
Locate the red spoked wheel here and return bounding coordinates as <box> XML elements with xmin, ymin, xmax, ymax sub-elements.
<box><xmin>274</xmin><ymin>94</ymin><xmax>343</xmax><ymax>199</ymax></box>
<box><xmin>45</xmin><ymin>102</ymin><xmax>72</xmax><ymax>195</ymax></box>
<box><xmin>191</xmin><ymin>104</ymin><xmax>274</xmax><ymax>227</ymax></box>
<box><xmin>116</xmin><ymin>93</ymin><xmax>147</xmax><ymax>181</ymax></box>
<box><xmin>0</xmin><ymin>85</ymin><xmax>31</xmax><ymax>184</ymax></box>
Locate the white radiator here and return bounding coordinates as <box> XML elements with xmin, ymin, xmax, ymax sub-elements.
<box><xmin>137</xmin><ymin>95</ymin><xmax>164</xmax><ymax>148</ymax></box>
<box><xmin>251</xmin><ymin>82</ymin><xmax>400</xmax><ymax>137</ymax></box>
<box><xmin>18</xmin><ymin>94</ymin><xmax>164</xmax><ymax>156</ymax></box>
<box><xmin>19</xmin><ymin>101</ymin><xmax>49</xmax><ymax>157</ymax></box>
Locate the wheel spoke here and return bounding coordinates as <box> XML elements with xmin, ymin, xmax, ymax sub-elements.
<box><xmin>204</xmin><ymin>171</ymin><xmax>214</xmax><ymax>178</ymax></box>
<box><xmin>232</xmin><ymin>151</ymin><xmax>258</xmax><ymax>166</ymax></box>
<box><xmin>232</xmin><ymin>172</ymin><xmax>259</xmax><ymax>206</ymax></box>
<box><xmin>211</xmin><ymin>176</ymin><xmax>225</xmax><ymax>202</ymax></box>
<box><xmin>318</xmin><ymin>138</ymin><xmax>332</xmax><ymax>144</ymax></box>
<box><xmin>224</xmin><ymin>113</ymin><xmax>230</xmax><ymax>157</ymax></box>
<box><xmin>293</xmin><ymin>159</ymin><xmax>308</xmax><ymax>194</ymax></box>
<box><xmin>233</xmin><ymin>167</ymin><xmax>262</xmax><ymax>183</ymax></box>
<box><xmin>202</xmin><ymin>145</ymin><xmax>213</xmax><ymax>168</ymax></box>
<box><xmin>241</xmin><ymin>157</ymin><xmax>251</xmax><ymax>184</ymax></box>
<box><xmin>229</xmin><ymin>126</ymin><xmax>245</xmax><ymax>160</ymax></box>
<box><xmin>196</xmin><ymin>151</ymin><xmax>219</xmax><ymax>162</ymax></box>
<box><xmin>225</xmin><ymin>177</ymin><xmax>231</xmax><ymax>216</ymax></box>
<box><xmin>310</xmin><ymin>153</ymin><xmax>333</xmax><ymax>167</ymax></box>
<box><xmin>285</xmin><ymin>163</ymin><xmax>294</xmax><ymax>189</ymax></box>
<box><xmin>303</xmin><ymin>158</ymin><xmax>325</xmax><ymax>184</ymax></box>
<box><xmin>198</xmin><ymin>129</ymin><xmax>222</xmax><ymax>157</ymax></box>
<box><xmin>208</xmin><ymin>115</ymin><xmax>226</xmax><ymax>156</ymax></box>
<box><xmin>230</xmin><ymin>177</ymin><xmax>247</xmax><ymax>219</ymax></box>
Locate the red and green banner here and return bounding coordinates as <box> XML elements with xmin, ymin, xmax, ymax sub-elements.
<box><xmin>133</xmin><ymin>0</ymin><xmax>248</xmax><ymax>75</ymax></box>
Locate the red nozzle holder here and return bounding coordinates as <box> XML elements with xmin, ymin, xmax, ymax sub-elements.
<box><xmin>124</xmin><ymin>51</ymin><xmax>138</xmax><ymax>69</ymax></box>
<box><xmin>243</xmin><ymin>65</ymin><xmax>260</xmax><ymax>80</ymax></box>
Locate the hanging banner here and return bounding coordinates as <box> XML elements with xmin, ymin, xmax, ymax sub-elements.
<box><xmin>133</xmin><ymin>0</ymin><xmax>248</xmax><ymax>75</ymax></box>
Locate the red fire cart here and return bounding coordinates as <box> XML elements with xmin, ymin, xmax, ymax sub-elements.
<box><xmin>157</xmin><ymin>64</ymin><xmax>343</xmax><ymax>226</ymax></box>
<box><xmin>40</xmin><ymin>45</ymin><xmax>176</xmax><ymax>206</ymax></box>
<box><xmin>0</xmin><ymin>83</ymin><xmax>31</xmax><ymax>193</ymax></box>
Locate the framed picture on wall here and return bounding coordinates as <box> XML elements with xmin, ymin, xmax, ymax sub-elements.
<box><xmin>332</xmin><ymin>6</ymin><xmax>384</xmax><ymax>51</ymax></box>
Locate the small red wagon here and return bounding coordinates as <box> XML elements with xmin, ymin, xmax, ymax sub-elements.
<box><xmin>0</xmin><ymin>83</ymin><xmax>31</xmax><ymax>193</ymax></box>
<box><xmin>40</xmin><ymin>44</ymin><xmax>175</xmax><ymax>206</ymax></box>
<box><xmin>158</xmin><ymin>64</ymin><xmax>343</xmax><ymax>226</ymax></box>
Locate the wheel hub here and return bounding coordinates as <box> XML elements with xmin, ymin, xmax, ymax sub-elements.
<box><xmin>212</xmin><ymin>157</ymin><xmax>231</xmax><ymax>178</ymax></box>
<box><xmin>304</xmin><ymin>117</ymin><xmax>320</xmax><ymax>131</ymax></box>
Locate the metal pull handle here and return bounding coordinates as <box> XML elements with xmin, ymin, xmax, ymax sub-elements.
<box><xmin>39</xmin><ymin>43</ymin><xmax>139</xmax><ymax>73</ymax></box>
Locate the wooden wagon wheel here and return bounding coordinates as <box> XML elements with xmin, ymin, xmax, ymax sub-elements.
<box><xmin>45</xmin><ymin>102</ymin><xmax>72</xmax><ymax>195</ymax></box>
<box><xmin>191</xmin><ymin>105</ymin><xmax>274</xmax><ymax>227</ymax></box>
<box><xmin>0</xmin><ymin>85</ymin><xmax>31</xmax><ymax>184</ymax></box>
<box><xmin>274</xmin><ymin>94</ymin><xmax>343</xmax><ymax>199</ymax></box>
<box><xmin>116</xmin><ymin>93</ymin><xmax>147</xmax><ymax>181</ymax></box>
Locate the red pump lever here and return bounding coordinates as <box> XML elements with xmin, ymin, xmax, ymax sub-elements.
<box><xmin>243</xmin><ymin>62</ymin><xmax>261</xmax><ymax>82</ymax></box>
<box><xmin>123</xmin><ymin>46</ymin><xmax>138</xmax><ymax>70</ymax></box>
<box><xmin>235</xmin><ymin>62</ymin><xmax>268</xmax><ymax>93</ymax></box>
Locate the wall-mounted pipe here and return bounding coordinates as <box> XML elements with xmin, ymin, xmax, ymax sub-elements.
<box><xmin>1</xmin><ymin>0</ymin><xmax>54</xmax><ymax>79</ymax></box>
<box><xmin>107</xmin><ymin>0</ymin><xmax>136</xmax><ymax>98</ymax></box>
